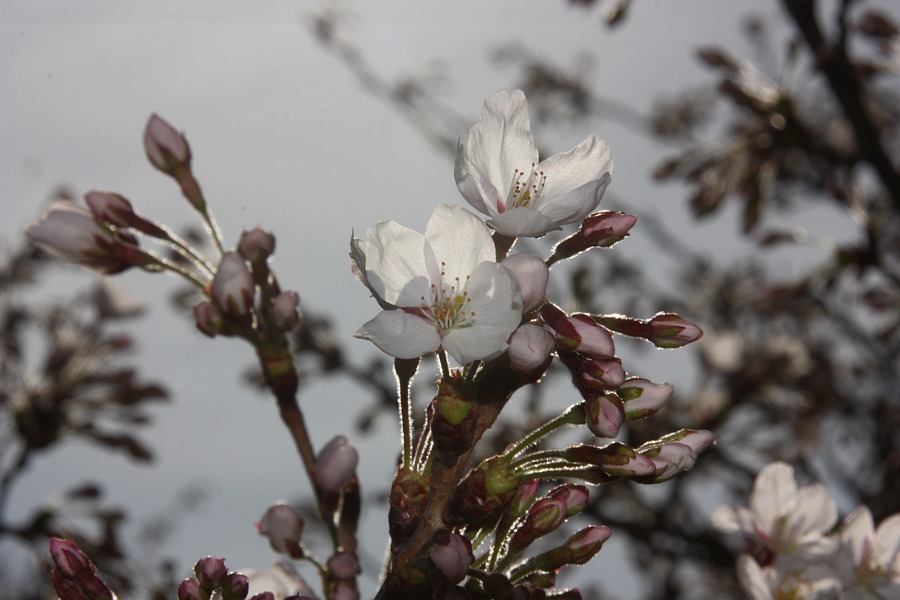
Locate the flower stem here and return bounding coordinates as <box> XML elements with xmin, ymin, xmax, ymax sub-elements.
<box><xmin>502</xmin><ymin>403</ymin><xmax>585</xmax><ymax>460</ymax></box>
<box><xmin>394</xmin><ymin>358</ymin><xmax>419</xmax><ymax>469</ymax></box>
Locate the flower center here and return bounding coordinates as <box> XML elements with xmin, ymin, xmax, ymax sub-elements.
<box><xmin>420</xmin><ymin>263</ymin><xmax>476</xmax><ymax>333</ymax></box>
<box><xmin>504</xmin><ymin>163</ymin><xmax>547</xmax><ymax>211</ymax></box>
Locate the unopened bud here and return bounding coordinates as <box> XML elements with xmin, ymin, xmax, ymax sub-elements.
<box><xmin>550</xmin><ymin>211</ymin><xmax>637</xmax><ymax>263</ymax></box>
<box><xmin>194</xmin><ymin>300</ymin><xmax>224</xmax><ymax>337</ymax></box>
<box><xmin>636</xmin><ymin>430</ymin><xmax>714</xmax><ymax>483</ymax></box>
<box><xmin>257</xmin><ymin>503</ymin><xmax>304</xmax><ymax>559</ymax></box>
<box><xmin>315</xmin><ymin>435</ymin><xmax>358</xmax><ymax>494</ymax></box>
<box><xmin>195</xmin><ymin>556</ymin><xmax>228</xmax><ymax>592</ymax></box>
<box><xmin>501</xmin><ymin>253</ymin><xmax>548</xmax><ymax>311</ymax></box>
<box><xmin>211</xmin><ymin>252</ymin><xmax>255</xmax><ymax>318</ymax></box>
<box><xmin>84</xmin><ymin>191</ymin><xmax>137</xmax><ymax>228</ymax></box>
<box><xmin>144</xmin><ymin>114</ymin><xmax>191</xmax><ymax>175</ymax></box>
<box><xmin>507</xmin><ymin>497</ymin><xmax>567</xmax><ymax>558</ymax></box>
<box><xmin>565</xmin><ymin>525</ymin><xmax>613</xmax><ymax>564</ymax></box>
<box><xmin>238</xmin><ymin>227</ymin><xmax>276</xmax><ymax>263</ymax></box>
<box><xmin>618</xmin><ymin>378</ymin><xmax>674</xmax><ymax>419</ymax></box>
<box><xmin>429</xmin><ymin>530</ymin><xmax>473</xmax><ymax>584</ymax></box>
<box><xmin>507</xmin><ymin>324</ymin><xmax>554</xmax><ymax>372</ymax></box>
<box><xmin>270</xmin><ymin>291</ymin><xmax>301</xmax><ymax>331</ymax></box>
<box><xmin>48</xmin><ymin>537</ymin><xmax>116</xmax><ymax>600</ymax></box>
<box><xmin>177</xmin><ymin>577</ymin><xmax>203</xmax><ymax>600</ymax></box>
<box><xmin>562</xmin><ymin>352</ymin><xmax>625</xmax><ymax>391</ymax></box>
<box><xmin>585</xmin><ymin>392</ymin><xmax>625</xmax><ymax>438</ymax></box>
<box><xmin>648</xmin><ymin>313</ymin><xmax>703</xmax><ymax>348</ymax></box>
<box><xmin>542</xmin><ymin>306</ymin><xmax>615</xmax><ymax>359</ymax></box>
<box><xmin>547</xmin><ymin>484</ymin><xmax>589</xmax><ymax>517</ymax></box>
<box><xmin>223</xmin><ymin>573</ymin><xmax>250</xmax><ymax>600</ymax></box>
<box><xmin>48</xmin><ymin>537</ymin><xmax>90</xmax><ymax>578</ymax></box>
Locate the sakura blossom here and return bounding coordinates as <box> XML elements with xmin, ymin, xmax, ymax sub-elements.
<box><xmin>352</xmin><ymin>204</ymin><xmax>523</xmax><ymax>364</ymax></box>
<box><xmin>455</xmin><ymin>89</ymin><xmax>613</xmax><ymax>237</ymax></box>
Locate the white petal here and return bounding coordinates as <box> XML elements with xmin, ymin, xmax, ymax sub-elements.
<box><xmin>425</xmin><ymin>205</ymin><xmax>494</xmax><ymax>282</ymax></box>
<box><xmin>874</xmin><ymin>512</ymin><xmax>900</xmax><ymax>573</ymax></box>
<box><xmin>751</xmin><ymin>462</ymin><xmax>797</xmax><ymax>531</ymax></box>
<box><xmin>457</xmin><ymin>90</ymin><xmax>538</xmax><ymax>216</ymax></box>
<box><xmin>355</xmin><ymin>310</ymin><xmax>441</xmax><ymax>359</ymax></box>
<box><xmin>488</xmin><ymin>206</ymin><xmax>560</xmax><ymax>237</ymax></box>
<box><xmin>537</xmin><ymin>134</ymin><xmax>612</xmax><ymax>204</ymax></box>
<box><xmin>361</xmin><ymin>220</ymin><xmax>434</xmax><ymax>306</ymax></box>
<box><xmin>538</xmin><ymin>173</ymin><xmax>612</xmax><ymax>228</ymax></box>
<box><xmin>841</xmin><ymin>505</ymin><xmax>875</xmax><ymax>565</ymax></box>
<box><xmin>791</xmin><ymin>484</ymin><xmax>838</xmax><ymax>535</ymax></box>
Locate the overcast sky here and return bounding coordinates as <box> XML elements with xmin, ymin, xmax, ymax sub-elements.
<box><xmin>0</xmin><ymin>1</ymin><xmax>864</xmax><ymax>597</ymax></box>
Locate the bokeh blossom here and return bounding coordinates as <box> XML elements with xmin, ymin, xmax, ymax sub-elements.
<box><xmin>455</xmin><ymin>89</ymin><xmax>613</xmax><ymax>237</ymax></box>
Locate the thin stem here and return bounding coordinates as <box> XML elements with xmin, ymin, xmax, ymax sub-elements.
<box><xmin>437</xmin><ymin>350</ymin><xmax>450</xmax><ymax>379</ymax></box>
<box><xmin>502</xmin><ymin>403</ymin><xmax>585</xmax><ymax>460</ymax></box>
<box><xmin>396</xmin><ymin>367</ymin><xmax>413</xmax><ymax>469</ymax></box>
<box><xmin>201</xmin><ymin>208</ymin><xmax>227</xmax><ymax>256</ymax></box>
<box><xmin>145</xmin><ymin>253</ymin><xmax>209</xmax><ymax>289</ymax></box>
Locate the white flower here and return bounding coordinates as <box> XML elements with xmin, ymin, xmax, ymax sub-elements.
<box><xmin>455</xmin><ymin>89</ymin><xmax>613</xmax><ymax>237</ymax></box>
<box><xmin>352</xmin><ymin>204</ymin><xmax>522</xmax><ymax>364</ymax></box>
<box><xmin>836</xmin><ymin>505</ymin><xmax>900</xmax><ymax>599</ymax></box>
<box><xmin>713</xmin><ymin>462</ymin><xmax>838</xmax><ymax>561</ymax></box>
<box><xmin>243</xmin><ymin>561</ymin><xmax>316</xmax><ymax>600</ymax></box>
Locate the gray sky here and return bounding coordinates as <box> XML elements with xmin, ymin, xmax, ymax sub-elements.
<box><xmin>1</xmin><ymin>0</ymin><xmax>854</xmax><ymax>597</ymax></box>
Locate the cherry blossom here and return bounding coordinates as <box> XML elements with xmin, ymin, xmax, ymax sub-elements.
<box><xmin>455</xmin><ymin>89</ymin><xmax>613</xmax><ymax>237</ymax></box>
<box><xmin>713</xmin><ymin>462</ymin><xmax>837</xmax><ymax>561</ymax></box>
<box><xmin>352</xmin><ymin>204</ymin><xmax>523</xmax><ymax>364</ymax></box>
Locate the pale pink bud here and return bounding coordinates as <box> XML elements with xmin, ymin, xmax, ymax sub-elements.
<box><xmin>549</xmin><ymin>211</ymin><xmax>637</xmax><ymax>263</ymax></box>
<box><xmin>542</xmin><ymin>305</ymin><xmax>615</xmax><ymax>359</ymax></box>
<box><xmin>579</xmin><ymin>356</ymin><xmax>626</xmax><ymax>390</ymax></box>
<box><xmin>238</xmin><ymin>227</ymin><xmax>276</xmax><ymax>263</ymax></box>
<box><xmin>48</xmin><ymin>538</ymin><xmax>90</xmax><ymax>578</ymax></box>
<box><xmin>548</xmin><ymin>484</ymin><xmax>589</xmax><ymax>516</ymax></box>
<box><xmin>327</xmin><ymin>551</ymin><xmax>360</xmax><ymax>579</ymax></box>
<box><xmin>211</xmin><ymin>252</ymin><xmax>255</xmax><ymax>318</ymax></box>
<box><xmin>332</xmin><ymin>581</ymin><xmax>357</xmax><ymax>600</ymax></box>
<box><xmin>640</xmin><ymin>442</ymin><xmax>698</xmax><ymax>482</ymax></box>
<box><xmin>270</xmin><ymin>291</ymin><xmax>301</xmax><ymax>331</ymax></box>
<box><xmin>649</xmin><ymin>313</ymin><xmax>703</xmax><ymax>348</ymax></box>
<box><xmin>429</xmin><ymin>530</ymin><xmax>473</xmax><ymax>584</ymax></box>
<box><xmin>144</xmin><ymin>113</ymin><xmax>190</xmax><ymax>174</ymax></box>
<box><xmin>585</xmin><ymin>392</ymin><xmax>625</xmax><ymax>438</ymax></box>
<box><xmin>565</xmin><ymin>525</ymin><xmax>613</xmax><ymax>564</ymax></box>
<box><xmin>195</xmin><ymin>556</ymin><xmax>228</xmax><ymax>592</ymax></box>
<box><xmin>508</xmin><ymin>324</ymin><xmax>554</xmax><ymax>372</ymax></box>
<box><xmin>26</xmin><ymin>201</ymin><xmax>136</xmax><ymax>274</ymax></box>
<box><xmin>178</xmin><ymin>578</ymin><xmax>203</xmax><ymax>600</ymax></box>
<box><xmin>84</xmin><ymin>191</ymin><xmax>136</xmax><ymax>228</ymax></box>
<box><xmin>618</xmin><ymin>377</ymin><xmax>674</xmax><ymax>420</ymax></box>
<box><xmin>194</xmin><ymin>301</ymin><xmax>224</xmax><ymax>337</ymax></box>
<box><xmin>315</xmin><ymin>435</ymin><xmax>358</xmax><ymax>494</ymax></box>
<box><xmin>501</xmin><ymin>253</ymin><xmax>548</xmax><ymax>311</ymax></box>
<box><xmin>257</xmin><ymin>503</ymin><xmax>304</xmax><ymax>559</ymax></box>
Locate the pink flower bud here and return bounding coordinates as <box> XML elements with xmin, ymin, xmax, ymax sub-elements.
<box><xmin>144</xmin><ymin>114</ymin><xmax>190</xmax><ymax>174</ymax></box>
<box><xmin>429</xmin><ymin>530</ymin><xmax>473</xmax><ymax>584</ymax></box>
<box><xmin>507</xmin><ymin>324</ymin><xmax>554</xmax><ymax>372</ymax></box>
<box><xmin>48</xmin><ymin>537</ymin><xmax>90</xmax><ymax>578</ymax></box>
<box><xmin>223</xmin><ymin>573</ymin><xmax>250</xmax><ymax>600</ymax></box>
<box><xmin>549</xmin><ymin>211</ymin><xmax>637</xmax><ymax>263</ymax></box>
<box><xmin>577</xmin><ymin>356</ymin><xmax>626</xmax><ymax>390</ymax></box>
<box><xmin>327</xmin><ymin>550</ymin><xmax>360</xmax><ymax>579</ymax></box>
<box><xmin>585</xmin><ymin>392</ymin><xmax>625</xmax><ymax>438</ymax></box>
<box><xmin>541</xmin><ymin>306</ymin><xmax>615</xmax><ymax>359</ymax></box>
<box><xmin>637</xmin><ymin>430</ymin><xmax>714</xmax><ymax>482</ymax></box>
<box><xmin>618</xmin><ymin>377</ymin><xmax>674</xmax><ymax>420</ymax></box>
<box><xmin>194</xmin><ymin>300</ymin><xmax>224</xmax><ymax>337</ymax></box>
<box><xmin>648</xmin><ymin>313</ymin><xmax>703</xmax><ymax>348</ymax></box>
<box><xmin>270</xmin><ymin>291</ymin><xmax>301</xmax><ymax>331</ymax></box>
<box><xmin>178</xmin><ymin>578</ymin><xmax>203</xmax><ymax>600</ymax></box>
<box><xmin>84</xmin><ymin>191</ymin><xmax>137</xmax><ymax>228</ymax></box>
<box><xmin>195</xmin><ymin>556</ymin><xmax>228</xmax><ymax>592</ymax></box>
<box><xmin>238</xmin><ymin>227</ymin><xmax>276</xmax><ymax>263</ymax></box>
<box><xmin>315</xmin><ymin>435</ymin><xmax>358</xmax><ymax>494</ymax></box>
<box><xmin>501</xmin><ymin>253</ymin><xmax>548</xmax><ymax>311</ymax></box>
<box><xmin>565</xmin><ymin>525</ymin><xmax>613</xmax><ymax>564</ymax></box>
<box><xmin>211</xmin><ymin>252</ymin><xmax>255</xmax><ymax>318</ymax></box>
<box><xmin>26</xmin><ymin>201</ymin><xmax>137</xmax><ymax>274</ymax></box>
<box><xmin>547</xmin><ymin>484</ymin><xmax>590</xmax><ymax>517</ymax></box>
<box><xmin>257</xmin><ymin>503</ymin><xmax>304</xmax><ymax>559</ymax></box>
